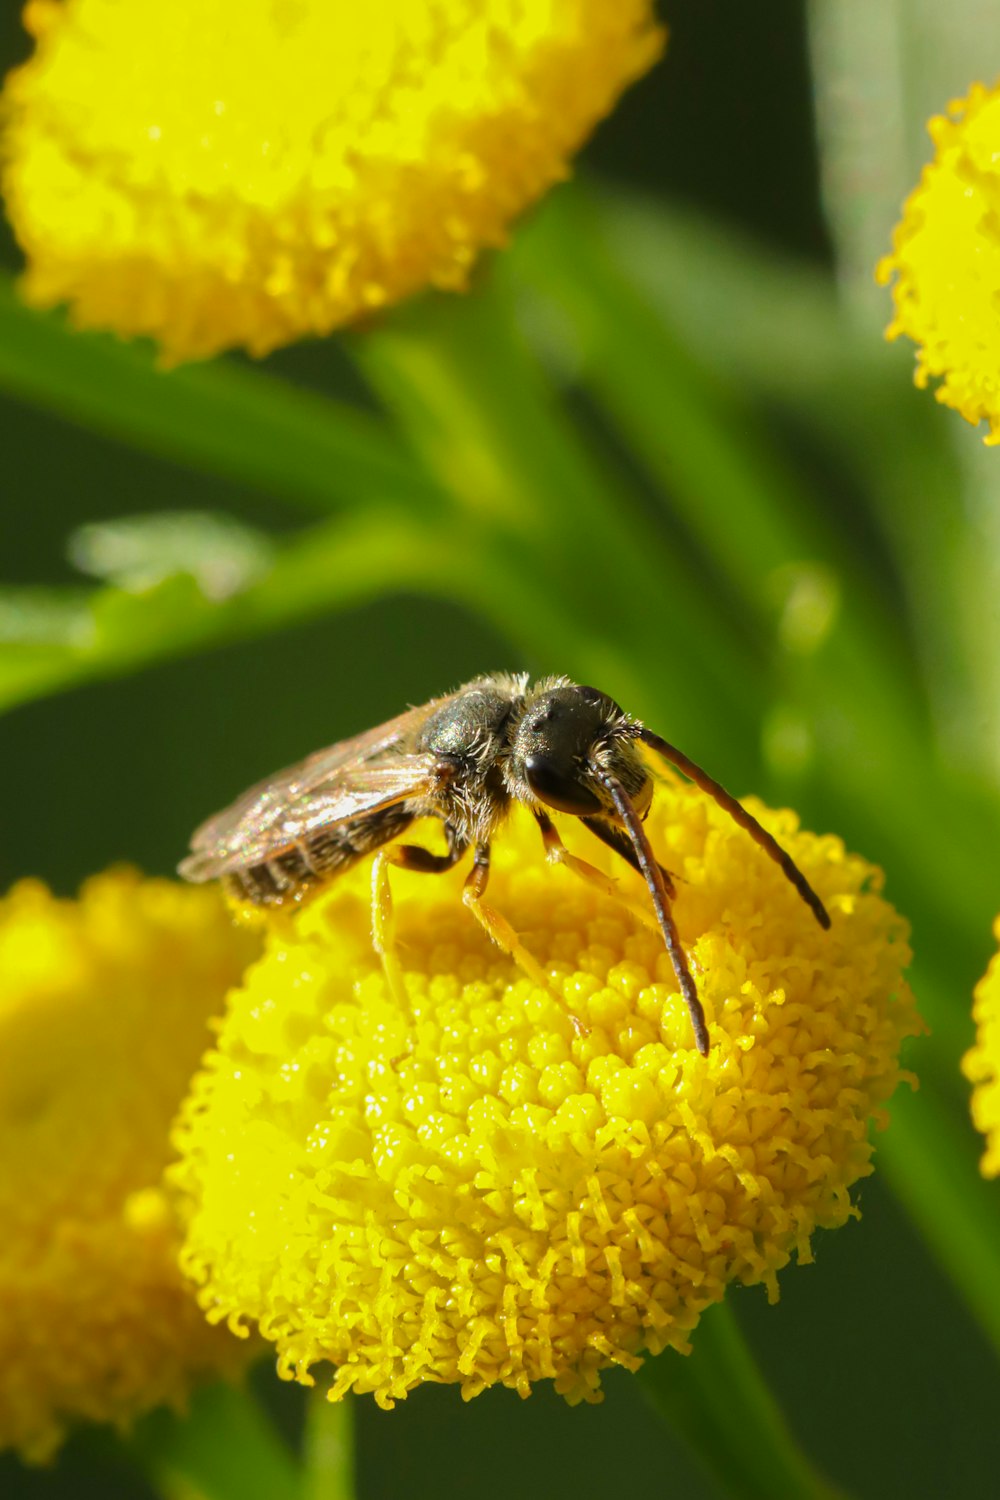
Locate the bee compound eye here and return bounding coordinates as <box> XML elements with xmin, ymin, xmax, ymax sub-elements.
<box><xmin>523</xmin><ymin>754</ymin><xmax>604</xmax><ymax>816</ymax></box>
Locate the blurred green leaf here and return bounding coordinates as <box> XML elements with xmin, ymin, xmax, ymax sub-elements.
<box><xmin>0</xmin><ymin>274</ymin><xmax>445</xmax><ymax>519</ymax></box>
<box><xmin>0</xmin><ymin>585</ymin><xmax>93</xmax><ymax>645</ymax></box>
<box><xmin>879</xmin><ymin>1076</ymin><xmax>1000</xmax><ymax>1359</ymax></box>
<box><xmin>69</xmin><ymin>512</ymin><xmax>274</xmax><ymax>599</ymax></box>
<box><xmin>0</xmin><ymin>511</ymin><xmax>452</xmax><ymax>713</ymax></box>
<box><xmin>638</xmin><ymin>1304</ymin><xmax>848</xmax><ymax>1500</ymax></box>
<box><xmin>353</xmin><ymin>280</ymin><xmax>769</xmax><ymax>749</ymax></box>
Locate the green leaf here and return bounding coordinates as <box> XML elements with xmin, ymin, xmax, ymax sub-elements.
<box><xmin>352</xmin><ymin>280</ymin><xmax>769</xmax><ymax>750</ymax></box>
<box><xmin>638</xmin><ymin>1304</ymin><xmax>848</xmax><ymax>1500</ymax></box>
<box><xmin>69</xmin><ymin>512</ymin><xmax>274</xmax><ymax>599</ymax></box>
<box><xmin>0</xmin><ymin>275</ymin><xmax>444</xmax><ymax>519</ymax></box>
<box><xmin>0</xmin><ymin>510</ymin><xmax>453</xmax><ymax>714</ymax></box>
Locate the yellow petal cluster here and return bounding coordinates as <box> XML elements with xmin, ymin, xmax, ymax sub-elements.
<box><xmin>0</xmin><ymin>870</ymin><xmax>259</xmax><ymax>1462</ymax></box>
<box><xmin>172</xmin><ymin>790</ymin><xmax>919</xmax><ymax>1408</ymax></box>
<box><xmin>1</xmin><ymin>0</ymin><xmax>664</xmax><ymax>363</ymax></box>
<box><xmin>878</xmin><ymin>79</ymin><xmax>1000</xmax><ymax>442</ymax></box>
<box><xmin>962</xmin><ymin>919</ymin><xmax>1000</xmax><ymax>1177</ymax></box>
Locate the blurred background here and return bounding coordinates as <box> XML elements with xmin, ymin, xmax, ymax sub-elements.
<box><xmin>3</xmin><ymin>2</ymin><xmax>1000</xmax><ymax>1497</ymax></box>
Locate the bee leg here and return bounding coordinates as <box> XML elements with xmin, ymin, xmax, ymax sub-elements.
<box><xmin>581</xmin><ymin>817</ymin><xmax>679</xmax><ymax>901</ymax></box>
<box><xmin>534</xmin><ymin>809</ymin><xmax>660</xmax><ymax>933</ymax></box>
<box><xmin>462</xmin><ymin>843</ymin><xmax>588</xmax><ymax>1037</ymax></box>
<box><xmin>371</xmin><ymin>831</ymin><xmax>468</xmax><ymax>1008</ymax></box>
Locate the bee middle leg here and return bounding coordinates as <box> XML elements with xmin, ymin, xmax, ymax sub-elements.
<box><xmin>462</xmin><ymin>843</ymin><xmax>587</xmax><ymax>1036</ymax></box>
<box><xmin>372</xmin><ymin>827</ymin><xmax>468</xmax><ymax>1008</ymax></box>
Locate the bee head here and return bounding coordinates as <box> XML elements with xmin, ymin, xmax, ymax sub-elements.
<box><xmin>509</xmin><ymin>682</ymin><xmax>648</xmax><ymax>817</ymax></box>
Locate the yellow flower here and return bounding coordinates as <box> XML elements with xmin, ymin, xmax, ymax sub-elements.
<box><xmin>963</xmin><ymin>919</ymin><xmax>1000</xmax><ymax>1177</ymax></box>
<box><xmin>1</xmin><ymin>0</ymin><xmax>664</xmax><ymax>363</ymax></box>
<box><xmin>0</xmin><ymin>870</ymin><xmax>259</xmax><ymax>1462</ymax></box>
<box><xmin>172</xmin><ymin>790</ymin><xmax>919</xmax><ymax>1408</ymax></box>
<box><xmin>878</xmin><ymin>79</ymin><xmax>1000</xmax><ymax>442</ymax></box>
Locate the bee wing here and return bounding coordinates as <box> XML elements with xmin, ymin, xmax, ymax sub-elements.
<box><xmin>179</xmin><ymin>751</ymin><xmax>446</xmax><ymax>880</ymax></box>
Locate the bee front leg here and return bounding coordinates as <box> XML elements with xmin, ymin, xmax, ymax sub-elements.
<box><xmin>462</xmin><ymin>843</ymin><xmax>587</xmax><ymax>1037</ymax></box>
<box><xmin>371</xmin><ymin>831</ymin><xmax>467</xmax><ymax>1010</ymax></box>
<box><xmin>534</xmin><ymin>809</ymin><xmax>660</xmax><ymax>934</ymax></box>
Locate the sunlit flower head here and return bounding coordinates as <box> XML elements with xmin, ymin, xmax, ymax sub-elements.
<box><xmin>878</xmin><ymin>79</ymin><xmax>1000</xmax><ymax>442</ymax></box>
<box><xmin>1</xmin><ymin>0</ymin><xmax>664</xmax><ymax>363</ymax></box>
<box><xmin>962</xmin><ymin>920</ymin><xmax>1000</xmax><ymax>1177</ymax></box>
<box><xmin>0</xmin><ymin>870</ymin><xmax>259</xmax><ymax>1462</ymax></box>
<box><xmin>172</xmin><ymin>791</ymin><xmax>919</xmax><ymax>1408</ymax></box>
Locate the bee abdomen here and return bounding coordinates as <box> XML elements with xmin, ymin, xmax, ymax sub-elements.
<box><xmin>226</xmin><ymin>805</ymin><xmax>415</xmax><ymax>907</ymax></box>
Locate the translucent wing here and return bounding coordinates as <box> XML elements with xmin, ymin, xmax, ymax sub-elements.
<box><xmin>180</xmin><ymin>695</ymin><xmax>457</xmax><ymax>880</ymax></box>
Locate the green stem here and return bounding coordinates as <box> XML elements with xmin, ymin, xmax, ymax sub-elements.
<box><xmin>129</xmin><ymin>1381</ymin><xmax>300</xmax><ymax>1500</ymax></box>
<box><xmin>304</xmin><ymin>1391</ymin><xmax>356</xmax><ymax>1500</ymax></box>
<box><xmin>637</xmin><ymin>1303</ymin><xmax>848</xmax><ymax>1500</ymax></box>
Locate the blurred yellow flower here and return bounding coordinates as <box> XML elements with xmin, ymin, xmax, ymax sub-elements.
<box><xmin>1</xmin><ymin>0</ymin><xmax>664</xmax><ymax>362</ymax></box>
<box><xmin>0</xmin><ymin>870</ymin><xmax>258</xmax><ymax>1462</ymax></box>
<box><xmin>172</xmin><ymin>791</ymin><xmax>919</xmax><ymax>1408</ymax></box>
<box><xmin>878</xmin><ymin>79</ymin><xmax>1000</xmax><ymax>442</ymax></box>
<box><xmin>963</xmin><ymin>920</ymin><xmax>1000</xmax><ymax>1178</ymax></box>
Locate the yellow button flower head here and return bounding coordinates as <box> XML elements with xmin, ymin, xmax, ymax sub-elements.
<box><xmin>1</xmin><ymin>0</ymin><xmax>664</xmax><ymax>363</ymax></box>
<box><xmin>173</xmin><ymin>790</ymin><xmax>919</xmax><ymax>1407</ymax></box>
<box><xmin>878</xmin><ymin>79</ymin><xmax>1000</xmax><ymax>442</ymax></box>
<box><xmin>0</xmin><ymin>870</ymin><xmax>259</xmax><ymax>1462</ymax></box>
<box><xmin>963</xmin><ymin>919</ymin><xmax>1000</xmax><ymax>1177</ymax></box>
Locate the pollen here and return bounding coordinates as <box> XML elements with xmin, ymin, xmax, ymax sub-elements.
<box><xmin>963</xmin><ymin>919</ymin><xmax>1000</xmax><ymax>1177</ymax></box>
<box><xmin>172</xmin><ymin>790</ymin><xmax>920</xmax><ymax>1407</ymax></box>
<box><xmin>1</xmin><ymin>0</ymin><xmax>664</xmax><ymax>362</ymax></box>
<box><xmin>0</xmin><ymin>870</ymin><xmax>259</xmax><ymax>1461</ymax></box>
<box><xmin>877</xmin><ymin>79</ymin><xmax>1000</xmax><ymax>442</ymax></box>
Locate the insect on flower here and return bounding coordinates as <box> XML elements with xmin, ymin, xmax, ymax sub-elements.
<box><xmin>179</xmin><ymin>674</ymin><xmax>830</xmax><ymax>1055</ymax></box>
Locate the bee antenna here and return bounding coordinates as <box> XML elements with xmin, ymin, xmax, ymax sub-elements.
<box><xmin>591</xmin><ymin>766</ymin><xmax>710</xmax><ymax>1057</ymax></box>
<box><xmin>637</xmin><ymin>727</ymin><xmax>831</xmax><ymax>931</ymax></box>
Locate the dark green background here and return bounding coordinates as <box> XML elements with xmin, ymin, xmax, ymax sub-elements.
<box><xmin>2</xmin><ymin>4</ymin><xmax>997</xmax><ymax>1499</ymax></box>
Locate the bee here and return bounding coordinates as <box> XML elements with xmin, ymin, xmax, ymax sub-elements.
<box><xmin>180</xmin><ymin>673</ymin><xmax>829</xmax><ymax>1055</ymax></box>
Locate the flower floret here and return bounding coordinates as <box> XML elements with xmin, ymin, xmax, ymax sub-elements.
<box><xmin>0</xmin><ymin>870</ymin><xmax>258</xmax><ymax>1460</ymax></box>
<box><xmin>173</xmin><ymin>789</ymin><xmax>918</xmax><ymax>1405</ymax></box>
<box><xmin>2</xmin><ymin>0</ymin><xmax>664</xmax><ymax>361</ymax></box>
<box><xmin>963</xmin><ymin>919</ymin><xmax>1000</xmax><ymax>1177</ymax></box>
<box><xmin>878</xmin><ymin>80</ymin><xmax>1000</xmax><ymax>441</ymax></box>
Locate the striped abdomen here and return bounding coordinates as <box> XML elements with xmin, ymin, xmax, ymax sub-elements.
<box><xmin>225</xmin><ymin>804</ymin><xmax>415</xmax><ymax>906</ymax></box>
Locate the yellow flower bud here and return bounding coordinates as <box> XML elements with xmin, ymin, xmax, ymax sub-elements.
<box><xmin>1</xmin><ymin>0</ymin><xmax>664</xmax><ymax>362</ymax></box>
<box><xmin>172</xmin><ymin>791</ymin><xmax>919</xmax><ymax>1408</ymax></box>
<box><xmin>0</xmin><ymin>870</ymin><xmax>258</xmax><ymax>1461</ymax></box>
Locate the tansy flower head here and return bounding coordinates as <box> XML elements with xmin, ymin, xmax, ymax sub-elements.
<box><xmin>0</xmin><ymin>870</ymin><xmax>259</xmax><ymax>1462</ymax></box>
<box><xmin>1</xmin><ymin>0</ymin><xmax>664</xmax><ymax>363</ymax></box>
<box><xmin>963</xmin><ymin>919</ymin><xmax>1000</xmax><ymax>1177</ymax></box>
<box><xmin>172</xmin><ymin>790</ymin><xmax>919</xmax><ymax>1408</ymax></box>
<box><xmin>878</xmin><ymin>79</ymin><xmax>1000</xmax><ymax>442</ymax></box>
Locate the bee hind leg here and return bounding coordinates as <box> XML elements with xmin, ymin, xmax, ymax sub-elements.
<box><xmin>462</xmin><ymin>842</ymin><xmax>588</xmax><ymax>1038</ymax></box>
<box><xmin>371</xmin><ymin>830</ymin><xmax>467</xmax><ymax>1010</ymax></box>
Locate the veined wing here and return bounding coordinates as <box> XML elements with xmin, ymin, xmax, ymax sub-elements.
<box><xmin>179</xmin><ymin>751</ymin><xmax>446</xmax><ymax>880</ymax></box>
<box><xmin>182</xmin><ymin>692</ymin><xmax>460</xmax><ymax>869</ymax></box>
